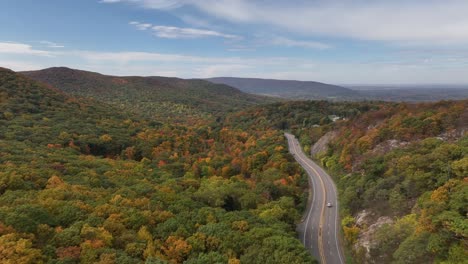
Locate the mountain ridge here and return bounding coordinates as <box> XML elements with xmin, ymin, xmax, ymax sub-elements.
<box><xmin>21</xmin><ymin>67</ymin><xmax>274</xmax><ymax>124</ymax></box>
<box><xmin>208</xmin><ymin>76</ymin><xmax>468</xmax><ymax>101</ymax></box>
<box><xmin>207</xmin><ymin>76</ymin><xmax>358</xmax><ymax>99</ymax></box>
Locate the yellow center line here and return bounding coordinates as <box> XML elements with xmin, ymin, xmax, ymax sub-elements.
<box><xmin>289</xmin><ymin>135</ymin><xmax>327</xmax><ymax>264</ymax></box>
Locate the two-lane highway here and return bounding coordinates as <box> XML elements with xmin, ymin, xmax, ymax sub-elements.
<box><xmin>285</xmin><ymin>133</ymin><xmax>345</xmax><ymax>264</ymax></box>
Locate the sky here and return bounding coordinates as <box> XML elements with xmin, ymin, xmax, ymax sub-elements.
<box><xmin>1</xmin><ymin>0</ymin><xmax>468</xmax><ymax>85</ymax></box>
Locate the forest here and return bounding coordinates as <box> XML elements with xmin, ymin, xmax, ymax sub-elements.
<box><xmin>237</xmin><ymin>100</ymin><xmax>467</xmax><ymax>263</ymax></box>
<box><xmin>319</xmin><ymin>101</ymin><xmax>467</xmax><ymax>263</ymax></box>
<box><xmin>22</xmin><ymin>67</ymin><xmax>274</xmax><ymax>125</ymax></box>
<box><xmin>1</xmin><ymin>67</ymin><xmax>466</xmax><ymax>263</ymax></box>
<box><xmin>0</xmin><ymin>68</ymin><xmax>317</xmax><ymax>263</ymax></box>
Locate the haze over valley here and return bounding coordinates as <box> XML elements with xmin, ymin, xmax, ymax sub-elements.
<box><xmin>208</xmin><ymin>77</ymin><xmax>468</xmax><ymax>101</ymax></box>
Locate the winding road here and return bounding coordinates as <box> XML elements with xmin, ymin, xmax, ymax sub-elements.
<box><xmin>285</xmin><ymin>133</ymin><xmax>345</xmax><ymax>264</ymax></box>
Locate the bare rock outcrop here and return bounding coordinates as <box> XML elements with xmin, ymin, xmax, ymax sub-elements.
<box><xmin>354</xmin><ymin>210</ymin><xmax>394</xmax><ymax>262</ymax></box>
<box><xmin>310</xmin><ymin>131</ymin><xmax>337</xmax><ymax>157</ymax></box>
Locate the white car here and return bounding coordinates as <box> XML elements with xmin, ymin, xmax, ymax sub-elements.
<box><xmin>326</xmin><ymin>202</ymin><xmax>333</xmax><ymax>207</ymax></box>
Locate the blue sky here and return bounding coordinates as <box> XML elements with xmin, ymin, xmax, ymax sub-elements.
<box><xmin>1</xmin><ymin>0</ymin><xmax>468</xmax><ymax>84</ymax></box>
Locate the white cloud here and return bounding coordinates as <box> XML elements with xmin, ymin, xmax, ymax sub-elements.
<box><xmin>74</xmin><ymin>50</ymin><xmax>285</xmax><ymax>65</ymax></box>
<box><xmin>193</xmin><ymin>0</ymin><xmax>468</xmax><ymax>44</ymax></box>
<box><xmin>60</xmin><ymin>49</ymin><xmax>468</xmax><ymax>83</ymax></box>
<box><xmin>0</xmin><ymin>42</ymin><xmax>56</xmax><ymax>56</ymax></box>
<box><xmin>0</xmin><ymin>60</ymin><xmax>45</xmax><ymax>71</ymax></box>
<box><xmin>39</xmin><ymin>41</ymin><xmax>65</xmax><ymax>48</ymax></box>
<box><xmin>101</xmin><ymin>0</ymin><xmax>184</xmax><ymax>9</ymax></box>
<box><xmin>107</xmin><ymin>0</ymin><xmax>468</xmax><ymax>45</ymax></box>
<box><xmin>75</xmin><ymin>50</ymin><xmax>205</xmax><ymax>63</ymax></box>
<box><xmin>129</xmin><ymin>21</ymin><xmax>152</xmax><ymax>30</ymax></box>
<box><xmin>179</xmin><ymin>15</ymin><xmax>215</xmax><ymax>29</ymax></box>
<box><xmin>151</xmin><ymin>25</ymin><xmax>239</xmax><ymax>39</ymax></box>
<box><xmin>130</xmin><ymin>21</ymin><xmax>239</xmax><ymax>39</ymax></box>
<box><xmin>227</xmin><ymin>48</ymin><xmax>255</xmax><ymax>52</ymax></box>
<box><xmin>194</xmin><ymin>64</ymin><xmax>251</xmax><ymax>78</ymax></box>
<box><xmin>3</xmin><ymin>41</ymin><xmax>468</xmax><ymax>84</ymax></box>
<box><xmin>270</xmin><ymin>36</ymin><xmax>331</xmax><ymax>50</ymax></box>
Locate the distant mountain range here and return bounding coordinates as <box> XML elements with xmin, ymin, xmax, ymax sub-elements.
<box><xmin>208</xmin><ymin>77</ymin><xmax>468</xmax><ymax>102</ymax></box>
<box><xmin>207</xmin><ymin>77</ymin><xmax>358</xmax><ymax>100</ymax></box>
<box><xmin>22</xmin><ymin>67</ymin><xmax>273</xmax><ymax>124</ymax></box>
<box><xmin>19</xmin><ymin>68</ymin><xmax>468</xmax><ymax>107</ymax></box>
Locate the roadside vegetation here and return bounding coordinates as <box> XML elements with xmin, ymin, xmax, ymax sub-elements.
<box><xmin>239</xmin><ymin>99</ymin><xmax>467</xmax><ymax>263</ymax></box>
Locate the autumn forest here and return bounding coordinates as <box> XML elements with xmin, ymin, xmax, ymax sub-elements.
<box><xmin>0</xmin><ymin>67</ymin><xmax>467</xmax><ymax>264</ymax></box>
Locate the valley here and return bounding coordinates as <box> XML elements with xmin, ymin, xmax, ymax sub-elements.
<box><xmin>0</xmin><ymin>67</ymin><xmax>466</xmax><ymax>263</ymax></box>
<box><xmin>3</xmin><ymin>1</ymin><xmax>468</xmax><ymax>263</ymax></box>
<box><xmin>208</xmin><ymin>77</ymin><xmax>468</xmax><ymax>102</ymax></box>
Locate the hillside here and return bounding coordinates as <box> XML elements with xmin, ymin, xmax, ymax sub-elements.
<box><xmin>207</xmin><ymin>77</ymin><xmax>358</xmax><ymax>100</ymax></box>
<box><xmin>230</xmin><ymin>100</ymin><xmax>467</xmax><ymax>263</ymax></box>
<box><xmin>0</xmin><ymin>67</ymin><xmax>143</xmax><ymax>156</ymax></box>
<box><xmin>0</xmin><ymin>68</ymin><xmax>315</xmax><ymax>263</ymax></box>
<box><xmin>320</xmin><ymin>101</ymin><xmax>468</xmax><ymax>263</ymax></box>
<box><xmin>356</xmin><ymin>87</ymin><xmax>468</xmax><ymax>102</ymax></box>
<box><xmin>22</xmin><ymin>67</ymin><xmax>273</xmax><ymax>124</ymax></box>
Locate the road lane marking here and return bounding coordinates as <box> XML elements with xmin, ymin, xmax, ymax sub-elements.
<box><xmin>316</xmin><ymin>163</ymin><xmax>345</xmax><ymax>264</ymax></box>
<box><xmin>286</xmin><ymin>134</ymin><xmax>327</xmax><ymax>264</ymax></box>
<box><xmin>328</xmin><ymin>172</ymin><xmax>346</xmax><ymax>264</ymax></box>
<box><xmin>315</xmin><ymin>161</ymin><xmax>345</xmax><ymax>264</ymax></box>
<box><xmin>287</xmin><ymin>134</ymin><xmax>316</xmax><ymax>248</ymax></box>
<box><xmin>286</xmin><ymin>133</ymin><xmax>346</xmax><ymax>264</ymax></box>
<box><xmin>302</xmin><ymin>158</ymin><xmax>327</xmax><ymax>264</ymax></box>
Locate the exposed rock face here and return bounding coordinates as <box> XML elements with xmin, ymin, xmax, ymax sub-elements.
<box><xmin>438</xmin><ymin>128</ymin><xmax>467</xmax><ymax>141</ymax></box>
<box><xmin>355</xmin><ymin>210</ymin><xmax>372</xmax><ymax>226</ymax></box>
<box><xmin>354</xmin><ymin>210</ymin><xmax>394</xmax><ymax>262</ymax></box>
<box><xmin>371</xmin><ymin>139</ymin><xmax>409</xmax><ymax>156</ymax></box>
<box><xmin>310</xmin><ymin>131</ymin><xmax>337</xmax><ymax>157</ymax></box>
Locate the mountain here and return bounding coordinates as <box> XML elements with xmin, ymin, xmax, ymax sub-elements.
<box><xmin>0</xmin><ymin>68</ymin><xmax>315</xmax><ymax>263</ymax></box>
<box><xmin>208</xmin><ymin>77</ymin><xmax>468</xmax><ymax>102</ymax></box>
<box><xmin>207</xmin><ymin>77</ymin><xmax>358</xmax><ymax>100</ymax></box>
<box><xmin>22</xmin><ymin>67</ymin><xmax>273</xmax><ymax>124</ymax></box>
<box><xmin>0</xmin><ymin>67</ymin><xmax>159</xmax><ymax>160</ymax></box>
